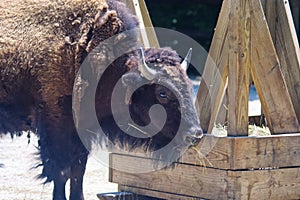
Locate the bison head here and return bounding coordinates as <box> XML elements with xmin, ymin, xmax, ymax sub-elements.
<box><xmin>75</xmin><ymin>46</ymin><xmax>203</xmax><ymax>167</ymax></box>
<box><xmin>109</xmin><ymin>47</ymin><xmax>203</xmax><ymax>165</ymax></box>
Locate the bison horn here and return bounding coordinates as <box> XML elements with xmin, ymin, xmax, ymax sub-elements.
<box><xmin>181</xmin><ymin>48</ymin><xmax>192</xmax><ymax>72</ymax></box>
<box><xmin>138</xmin><ymin>48</ymin><xmax>157</xmax><ymax>80</ymax></box>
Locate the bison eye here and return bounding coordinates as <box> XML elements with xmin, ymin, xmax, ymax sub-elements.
<box><xmin>159</xmin><ymin>91</ymin><xmax>168</xmax><ymax>99</ymax></box>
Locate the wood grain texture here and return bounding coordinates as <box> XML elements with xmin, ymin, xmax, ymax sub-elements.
<box><xmin>181</xmin><ymin>134</ymin><xmax>233</xmax><ymax>169</ymax></box>
<box><xmin>111</xmin><ymin>151</ymin><xmax>300</xmax><ymax>199</ymax></box>
<box><xmin>233</xmin><ymin>168</ymin><xmax>300</xmax><ymax>200</ymax></box>
<box><xmin>266</xmin><ymin>0</ymin><xmax>300</xmax><ymax>123</ymax></box>
<box><xmin>109</xmin><ymin>133</ymin><xmax>300</xmax><ymax>174</ymax></box>
<box><xmin>250</xmin><ymin>0</ymin><xmax>300</xmax><ymax>133</ymax></box>
<box><xmin>137</xmin><ymin>0</ymin><xmax>159</xmax><ymax>48</ymax></box>
<box><xmin>215</xmin><ymin>87</ymin><xmax>228</xmax><ymax>126</ymax></box>
<box><xmin>182</xmin><ymin>134</ymin><xmax>300</xmax><ymax>170</ymax></box>
<box><xmin>110</xmin><ymin>153</ymin><xmax>228</xmax><ymax>199</ymax></box>
<box><xmin>125</xmin><ymin>0</ymin><xmax>159</xmax><ymax>48</ymax></box>
<box><xmin>227</xmin><ymin>0</ymin><xmax>251</xmax><ymax>136</ymax></box>
<box><xmin>196</xmin><ymin>0</ymin><xmax>230</xmax><ymax>133</ymax></box>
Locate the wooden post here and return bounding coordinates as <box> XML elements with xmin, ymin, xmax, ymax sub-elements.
<box><xmin>227</xmin><ymin>0</ymin><xmax>251</xmax><ymax>136</ymax></box>
<box><xmin>250</xmin><ymin>0</ymin><xmax>300</xmax><ymax>133</ymax></box>
<box><xmin>265</xmin><ymin>0</ymin><xmax>300</xmax><ymax>123</ymax></box>
<box><xmin>126</xmin><ymin>0</ymin><xmax>159</xmax><ymax>48</ymax></box>
<box><xmin>196</xmin><ymin>0</ymin><xmax>230</xmax><ymax>133</ymax></box>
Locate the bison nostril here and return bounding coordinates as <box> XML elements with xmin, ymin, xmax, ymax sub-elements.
<box><xmin>184</xmin><ymin>127</ymin><xmax>203</xmax><ymax>145</ymax></box>
<box><xmin>196</xmin><ymin>128</ymin><xmax>204</xmax><ymax>138</ymax></box>
<box><xmin>190</xmin><ymin>127</ymin><xmax>204</xmax><ymax>138</ymax></box>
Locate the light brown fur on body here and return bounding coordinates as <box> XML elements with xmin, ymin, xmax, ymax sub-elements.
<box><xmin>0</xmin><ymin>1</ymin><xmax>138</xmax><ymax>199</ymax></box>
<box><xmin>0</xmin><ymin>0</ymin><xmax>137</xmax><ymax>132</ymax></box>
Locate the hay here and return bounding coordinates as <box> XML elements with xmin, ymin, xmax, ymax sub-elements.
<box><xmin>211</xmin><ymin>124</ymin><xmax>271</xmax><ymax>137</ymax></box>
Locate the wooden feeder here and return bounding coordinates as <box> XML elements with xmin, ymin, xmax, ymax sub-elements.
<box><xmin>108</xmin><ymin>0</ymin><xmax>300</xmax><ymax>199</ymax></box>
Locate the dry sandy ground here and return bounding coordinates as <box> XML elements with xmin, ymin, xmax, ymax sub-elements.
<box><xmin>0</xmin><ymin>134</ymin><xmax>117</xmax><ymax>200</ymax></box>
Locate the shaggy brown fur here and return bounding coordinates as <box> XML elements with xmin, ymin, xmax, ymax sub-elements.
<box><xmin>0</xmin><ymin>1</ymin><xmax>138</xmax><ymax>199</ymax></box>
<box><xmin>0</xmin><ymin>0</ymin><xmax>137</xmax><ymax>133</ymax></box>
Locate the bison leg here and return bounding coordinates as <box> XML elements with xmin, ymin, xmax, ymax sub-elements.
<box><xmin>53</xmin><ymin>173</ymin><xmax>68</xmax><ymax>200</ymax></box>
<box><xmin>69</xmin><ymin>153</ymin><xmax>88</xmax><ymax>200</ymax></box>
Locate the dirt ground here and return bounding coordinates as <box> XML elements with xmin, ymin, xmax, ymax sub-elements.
<box><xmin>0</xmin><ymin>134</ymin><xmax>117</xmax><ymax>200</ymax></box>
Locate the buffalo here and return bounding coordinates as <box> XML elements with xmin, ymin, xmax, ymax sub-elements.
<box><xmin>0</xmin><ymin>0</ymin><xmax>203</xmax><ymax>199</ymax></box>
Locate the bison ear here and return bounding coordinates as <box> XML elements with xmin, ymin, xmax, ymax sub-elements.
<box><xmin>121</xmin><ymin>71</ymin><xmax>143</xmax><ymax>87</ymax></box>
<box><xmin>121</xmin><ymin>72</ymin><xmax>143</xmax><ymax>104</ymax></box>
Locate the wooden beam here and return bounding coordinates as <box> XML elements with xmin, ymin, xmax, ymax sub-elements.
<box><xmin>227</xmin><ymin>0</ymin><xmax>251</xmax><ymax>136</ymax></box>
<box><xmin>110</xmin><ymin>153</ymin><xmax>228</xmax><ymax>199</ymax></box>
<box><xmin>250</xmin><ymin>0</ymin><xmax>300</xmax><ymax>133</ymax></box>
<box><xmin>265</xmin><ymin>0</ymin><xmax>300</xmax><ymax>123</ymax></box>
<box><xmin>109</xmin><ymin>133</ymin><xmax>300</xmax><ymax>175</ymax></box>
<box><xmin>215</xmin><ymin>87</ymin><xmax>228</xmax><ymax>126</ymax></box>
<box><xmin>196</xmin><ymin>0</ymin><xmax>230</xmax><ymax>133</ymax></box>
<box><xmin>182</xmin><ymin>133</ymin><xmax>300</xmax><ymax>170</ymax></box>
<box><xmin>111</xmin><ymin>151</ymin><xmax>300</xmax><ymax>199</ymax></box>
<box><xmin>264</xmin><ymin>0</ymin><xmax>277</xmax><ymax>41</ymax></box>
<box><xmin>232</xmin><ymin>168</ymin><xmax>300</xmax><ymax>200</ymax></box>
<box><xmin>126</xmin><ymin>0</ymin><xmax>159</xmax><ymax>48</ymax></box>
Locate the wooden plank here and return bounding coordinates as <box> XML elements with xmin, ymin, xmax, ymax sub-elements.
<box><xmin>117</xmin><ymin>168</ymin><xmax>300</xmax><ymax>200</ymax></box>
<box><xmin>250</xmin><ymin>0</ymin><xmax>300</xmax><ymax>133</ymax></box>
<box><xmin>137</xmin><ymin>0</ymin><xmax>159</xmax><ymax>48</ymax></box>
<box><xmin>232</xmin><ymin>134</ymin><xmax>300</xmax><ymax>169</ymax></box>
<box><xmin>227</xmin><ymin>0</ymin><xmax>251</xmax><ymax>136</ymax></box>
<box><xmin>111</xmin><ymin>153</ymin><xmax>300</xmax><ymax>199</ymax></box>
<box><xmin>264</xmin><ymin>0</ymin><xmax>277</xmax><ymax>42</ymax></box>
<box><xmin>270</xmin><ymin>0</ymin><xmax>300</xmax><ymax>122</ymax></box>
<box><xmin>110</xmin><ymin>153</ymin><xmax>228</xmax><ymax>200</ymax></box>
<box><xmin>181</xmin><ymin>134</ymin><xmax>233</xmax><ymax>169</ymax></box>
<box><xmin>215</xmin><ymin>86</ymin><xmax>228</xmax><ymax>126</ymax></box>
<box><xmin>125</xmin><ymin>0</ymin><xmax>159</xmax><ymax>48</ymax></box>
<box><xmin>196</xmin><ymin>0</ymin><xmax>230</xmax><ymax>133</ymax></box>
<box><xmin>236</xmin><ymin>168</ymin><xmax>300</xmax><ymax>200</ymax></box>
<box><xmin>109</xmin><ymin>134</ymin><xmax>300</xmax><ymax>172</ymax></box>
<box><xmin>182</xmin><ymin>134</ymin><xmax>300</xmax><ymax>170</ymax></box>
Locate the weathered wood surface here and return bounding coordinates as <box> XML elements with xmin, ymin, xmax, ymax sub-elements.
<box><xmin>227</xmin><ymin>0</ymin><xmax>250</xmax><ymax>136</ymax></box>
<box><xmin>265</xmin><ymin>0</ymin><xmax>300</xmax><ymax>123</ymax></box>
<box><xmin>125</xmin><ymin>0</ymin><xmax>159</xmax><ymax>48</ymax></box>
<box><xmin>196</xmin><ymin>0</ymin><xmax>300</xmax><ymax>135</ymax></box>
<box><xmin>181</xmin><ymin>134</ymin><xmax>300</xmax><ymax>170</ymax></box>
<box><xmin>111</xmin><ymin>151</ymin><xmax>300</xmax><ymax>200</ymax></box>
<box><xmin>229</xmin><ymin>168</ymin><xmax>300</xmax><ymax>200</ymax></box>
<box><xmin>250</xmin><ymin>0</ymin><xmax>300</xmax><ymax>134</ymax></box>
<box><xmin>196</xmin><ymin>0</ymin><xmax>230</xmax><ymax>133</ymax></box>
<box><xmin>109</xmin><ymin>133</ymin><xmax>300</xmax><ymax>175</ymax></box>
<box><xmin>110</xmin><ymin>153</ymin><xmax>229</xmax><ymax>199</ymax></box>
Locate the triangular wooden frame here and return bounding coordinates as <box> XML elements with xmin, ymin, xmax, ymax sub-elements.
<box><xmin>196</xmin><ymin>0</ymin><xmax>300</xmax><ymax>135</ymax></box>
<box><xmin>126</xmin><ymin>0</ymin><xmax>159</xmax><ymax>48</ymax></box>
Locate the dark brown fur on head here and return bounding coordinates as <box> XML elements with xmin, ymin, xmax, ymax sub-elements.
<box><xmin>91</xmin><ymin>47</ymin><xmax>202</xmax><ymax>166</ymax></box>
